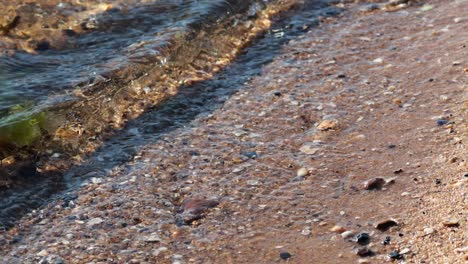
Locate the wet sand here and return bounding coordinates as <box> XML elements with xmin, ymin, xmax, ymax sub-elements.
<box><xmin>0</xmin><ymin>0</ymin><xmax>467</xmax><ymax>263</ymax></box>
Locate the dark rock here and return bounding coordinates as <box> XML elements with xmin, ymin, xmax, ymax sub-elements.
<box><xmin>273</xmin><ymin>91</ymin><xmax>282</xmax><ymax>97</ymax></box>
<box><xmin>356</xmin><ymin>232</ymin><xmax>370</xmax><ymax>245</ymax></box>
<box><xmin>382</xmin><ymin>236</ymin><xmax>391</xmax><ymax>245</ymax></box>
<box><xmin>179</xmin><ymin>197</ymin><xmax>219</xmax><ymax>225</ymax></box>
<box><xmin>35</xmin><ymin>40</ymin><xmax>50</xmax><ymax>51</ymax></box>
<box><xmin>363</xmin><ymin>178</ymin><xmax>385</xmax><ymax>190</ymax></box>
<box><xmin>376</xmin><ymin>219</ymin><xmax>399</xmax><ymax>232</ymax></box>
<box><xmin>279</xmin><ymin>252</ymin><xmax>292</xmax><ymax>260</ymax></box>
<box><xmin>436</xmin><ymin>119</ymin><xmax>448</xmax><ymax>126</ymax></box>
<box><xmin>389</xmin><ymin>251</ymin><xmax>403</xmax><ymax>260</ymax></box>
<box><xmin>387</xmin><ymin>144</ymin><xmax>396</xmax><ymax>149</ymax></box>
<box><xmin>243</xmin><ymin>151</ymin><xmax>258</xmax><ymax>159</ymax></box>
<box><xmin>393</xmin><ymin>169</ymin><xmax>403</xmax><ymax>174</ymax></box>
<box><xmin>337</xmin><ymin>74</ymin><xmax>346</xmax><ymax>78</ymax></box>
<box><xmin>356</xmin><ymin>247</ymin><xmax>374</xmax><ymax>257</ymax></box>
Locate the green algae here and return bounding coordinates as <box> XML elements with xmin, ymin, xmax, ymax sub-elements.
<box><xmin>0</xmin><ymin>106</ymin><xmax>48</xmax><ymax>147</ymax></box>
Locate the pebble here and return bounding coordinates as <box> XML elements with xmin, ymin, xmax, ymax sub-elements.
<box><xmin>279</xmin><ymin>252</ymin><xmax>292</xmax><ymax>260</ymax></box>
<box><xmin>400</xmin><ymin>248</ymin><xmax>411</xmax><ymax>255</ymax></box>
<box><xmin>356</xmin><ymin>247</ymin><xmax>374</xmax><ymax>257</ymax></box>
<box><xmin>87</xmin><ymin>217</ymin><xmax>104</xmax><ymax>226</ymax></box>
<box><xmin>373</xmin><ymin>58</ymin><xmax>384</xmax><ymax>64</ymax></box>
<box><xmin>37</xmin><ymin>250</ymin><xmax>49</xmax><ymax>257</ymax></box>
<box><xmin>182</xmin><ymin>197</ymin><xmax>219</xmax><ymax>215</ymax></box>
<box><xmin>341</xmin><ymin>231</ymin><xmax>355</xmax><ymax>239</ymax></box>
<box><xmin>424</xmin><ymin>227</ymin><xmax>435</xmax><ymax>235</ymax></box>
<box><xmin>358</xmin><ymin>259</ymin><xmax>371</xmax><ymax>264</ymax></box>
<box><xmin>389</xmin><ymin>250</ymin><xmax>403</xmax><ymax>260</ymax></box>
<box><xmin>363</xmin><ymin>178</ymin><xmax>385</xmax><ymax>190</ymax></box>
<box><xmin>454</xmin><ymin>246</ymin><xmax>468</xmax><ymax>253</ymax></box>
<box><xmin>180</xmin><ymin>197</ymin><xmax>220</xmax><ymax>224</ymax></box>
<box><xmin>382</xmin><ymin>236</ymin><xmax>391</xmax><ymax>245</ymax></box>
<box><xmin>297</xmin><ymin>168</ymin><xmax>309</xmax><ymax>177</ymax></box>
<box><xmin>356</xmin><ymin>232</ymin><xmax>370</xmax><ymax>245</ymax></box>
<box><xmin>301</xmin><ymin>228</ymin><xmax>311</xmax><ymax>236</ymax></box>
<box><xmin>375</xmin><ymin>219</ymin><xmax>398</xmax><ymax>231</ymax></box>
<box><xmin>317</xmin><ymin>119</ymin><xmax>339</xmax><ymax>131</ymax></box>
<box><xmin>442</xmin><ymin>218</ymin><xmax>459</xmax><ymax>227</ymax></box>
<box><xmin>143</xmin><ymin>234</ymin><xmax>161</xmax><ymax>242</ymax></box>
<box><xmin>330</xmin><ymin>225</ymin><xmax>346</xmax><ymax>233</ymax></box>
<box><xmin>436</xmin><ymin>119</ymin><xmax>449</xmax><ymax>126</ymax></box>
<box><xmin>299</xmin><ymin>144</ymin><xmax>319</xmax><ymax>155</ymax></box>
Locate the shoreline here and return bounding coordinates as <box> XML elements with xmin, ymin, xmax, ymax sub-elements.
<box><xmin>0</xmin><ymin>0</ymin><xmax>467</xmax><ymax>263</ymax></box>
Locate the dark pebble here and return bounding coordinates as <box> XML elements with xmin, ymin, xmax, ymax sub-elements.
<box><xmin>280</xmin><ymin>252</ymin><xmax>292</xmax><ymax>260</ymax></box>
<box><xmin>382</xmin><ymin>236</ymin><xmax>391</xmax><ymax>245</ymax></box>
<box><xmin>389</xmin><ymin>251</ymin><xmax>403</xmax><ymax>260</ymax></box>
<box><xmin>435</xmin><ymin>179</ymin><xmax>441</xmax><ymax>184</ymax></box>
<box><xmin>464</xmin><ymin>173</ymin><xmax>468</xmax><ymax>178</ymax></box>
<box><xmin>393</xmin><ymin>169</ymin><xmax>403</xmax><ymax>174</ymax></box>
<box><xmin>356</xmin><ymin>247</ymin><xmax>374</xmax><ymax>257</ymax></box>
<box><xmin>35</xmin><ymin>40</ymin><xmax>50</xmax><ymax>51</ymax></box>
<box><xmin>356</xmin><ymin>232</ymin><xmax>370</xmax><ymax>245</ymax></box>
<box><xmin>243</xmin><ymin>151</ymin><xmax>258</xmax><ymax>159</ymax></box>
<box><xmin>273</xmin><ymin>91</ymin><xmax>282</xmax><ymax>97</ymax></box>
<box><xmin>436</xmin><ymin>119</ymin><xmax>448</xmax><ymax>126</ymax></box>
<box><xmin>337</xmin><ymin>74</ymin><xmax>346</xmax><ymax>78</ymax></box>
<box><xmin>363</xmin><ymin>178</ymin><xmax>385</xmax><ymax>190</ymax></box>
<box><xmin>188</xmin><ymin>150</ymin><xmax>200</xmax><ymax>156</ymax></box>
<box><xmin>376</xmin><ymin>219</ymin><xmax>398</xmax><ymax>232</ymax></box>
<box><xmin>387</xmin><ymin>144</ymin><xmax>396</xmax><ymax>149</ymax></box>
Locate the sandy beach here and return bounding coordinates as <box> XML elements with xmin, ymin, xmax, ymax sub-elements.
<box><xmin>0</xmin><ymin>0</ymin><xmax>466</xmax><ymax>263</ymax></box>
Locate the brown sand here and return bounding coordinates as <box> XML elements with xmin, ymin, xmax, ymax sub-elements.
<box><xmin>0</xmin><ymin>0</ymin><xmax>466</xmax><ymax>263</ymax></box>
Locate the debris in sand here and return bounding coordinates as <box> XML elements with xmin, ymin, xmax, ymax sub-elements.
<box><xmin>363</xmin><ymin>177</ymin><xmax>385</xmax><ymax>190</ymax></box>
<box><xmin>341</xmin><ymin>230</ymin><xmax>355</xmax><ymax>239</ymax></box>
<box><xmin>279</xmin><ymin>252</ymin><xmax>292</xmax><ymax>260</ymax></box>
<box><xmin>442</xmin><ymin>218</ymin><xmax>459</xmax><ymax>227</ymax></box>
<box><xmin>356</xmin><ymin>247</ymin><xmax>374</xmax><ymax>257</ymax></box>
<box><xmin>297</xmin><ymin>167</ymin><xmax>308</xmax><ymax>177</ymax></box>
<box><xmin>330</xmin><ymin>225</ymin><xmax>346</xmax><ymax>233</ymax></box>
<box><xmin>317</xmin><ymin>119</ymin><xmax>339</xmax><ymax>131</ymax></box>
<box><xmin>179</xmin><ymin>197</ymin><xmax>220</xmax><ymax>225</ymax></box>
<box><xmin>389</xmin><ymin>250</ymin><xmax>403</xmax><ymax>260</ymax></box>
<box><xmin>375</xmin><ymin>219</ymin><xmax>399</xmax><ymax>231</ymax></box>
<box><xmin>356</xmin><ymin>232</ymin><xmax>370</xmax><ymax>245</ymax></box>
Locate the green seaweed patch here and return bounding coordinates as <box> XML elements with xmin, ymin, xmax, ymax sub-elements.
<box><xmin>0</xmin><ymin>109</ymin><xmax>48</xmax><ymax>147</ymax></box>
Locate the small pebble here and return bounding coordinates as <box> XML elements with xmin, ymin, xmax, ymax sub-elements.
<box><xmin>279</xmin><ymin>252</ymin><xmax>292</xmax><ymax>260</ymax></box>
<box><xmin>363</xmin><ymin>178</ymin><xmax>385</xmax><ymax>190</ymax></box>
<box><xmin>356</xmin><ymin>232</ymin><xmax>370</xmax><ymax>245</ymax></box>
<box><xmin>400</xmin><ymin>248</ymin><xmax>411</xmax><ymax>255</ymax></box>
<box><xmin>356</xmin><ymin>247</ymin><xmax>374</xmax><ymax>257</ymax></box>
<box><xmin>375</xmin><ymin>219</ymin><xmax>398</xmax><ymax>231</ymax></box>
<box><xmin>382</xmin><ymin>236</ymin><xmax>391</xmax><ymax>245</ymax></box>
<box><xmin>442</xmin><ymin>218</ymin><xmax>459</xmax><ymax>227</ymax></box>
<box><xmin>330</xmin><ymin>225</ymin><xmax>346</xmax><ymax>233</ymax></box>
<box><xmin>389</xmin><ymin>251</ymin><xmax>403</xmax><ymax>260</ymax></box>
<box><xmin>144</xmin><ymin>234</ymin><xmax>161</xmax><ymax>242</ymax></box>
<box><xmin>341</xmin><ymin>231</ymin><xmax>355</xmax><ymax>239</ymax></box>
<box><xmin>424</xmin><ymin>227</ymin><xmax>435</xmax><ymax>235</ymax></box>
<box><xmin>297</xmin><ymin>168</ymin><xmax>308</xmax><ymax>177</ymax></box>
<box><xmin>37</xmin><ymin>250</ymin><xmax>49</xmax><ymax>257</ymax></box>
<box><xmin>436</xmin><ymin>119</ymin><xmax>449</xmax><ymax>126</ymax></box>
<box><xmin>317</xmin><ymin>119</ymin><xmax>339</xmax><ymax>131</ymax></box>
<box><xmin>87</xmin><ymin>217</ymin><xmax>104</xmax><ymax>226</ymax></box>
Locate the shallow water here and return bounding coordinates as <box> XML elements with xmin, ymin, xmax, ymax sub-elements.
<box><xmin>0</xmin><ymin>0</ymin><xmax>264</xmax><ymax>117</ymax></box>
<box><xmin>0</xmin><ymin>1</ymin><xmax>339</xmax><ymax>227</ymax></box>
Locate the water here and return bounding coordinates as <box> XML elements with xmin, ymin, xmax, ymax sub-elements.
<box><xmin>0</xmin><ymin>0</ymin><xmax>266</xmax><ymax>118</ymax></box>
<box><xmin>0</xmin><ymin>0</ymin><xmax>341</xmax><ymax>228</ymax></box>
